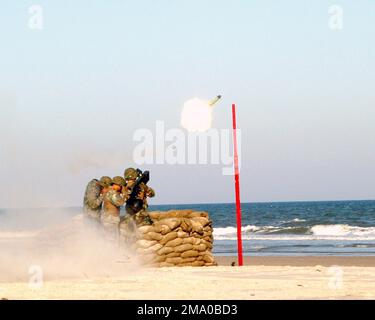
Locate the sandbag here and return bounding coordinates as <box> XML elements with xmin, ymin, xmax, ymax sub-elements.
<box><xmin>203</xmin><ymin>236</ymin><xmax>212</xmax><ymax>242</ymax></box>
<box><xmin>177</xmin><ymin>231</ymin><xmax>189</xmax><ymax>238</ymax></box>
<box><xmin>191</xmin><ymin>238</ymin><xmax>202</xmax><ymax>245</ymax></box>
<box><xmin>180</xmin><ymin>257</ymin><xmax>196</xmax><ymax>263</ymax></box>
<box><xmin>166</xmin><ymin>252</ymin><xmax>181</xmax><ymax>258</ymax></box>
<box><xmin>166</xmin><ymin>257</ymin><xmax>183</xmax><ymax>264</ymax></box>
<box><xmin>203</xmin><ymin>254</ymin><xmax>215</xmax><ymax>263</ymax></box>
<box><xmin>181</xmin><ymin>250</ymin><xmax>199</xmax><ymax>258</ymax></box>
<box><xmin>182</xmin><ymin>237</ymin><xmax>195</xmax><ymax>245</ymax></box>
<box><xmin>155</xmin><ymin>210</ymin><xmax>193</xmax><ymax>219</ymax></box>
<box><xmin>136</xmin><ymin>239</ymin><xmax>157</xmax><ymax>249</ymax></box>
<box><xmin>153</xmin><ymin>224</ymin><xmax>171</xmax><ymax>235</ymax></box>
<box><xmin>157</xmin><ymin>218</ymin><xmax>181</xmax><ymax>230</ymax></box>
<box><xmin>176</xmin><ymin>210</ymin><xmax>193</xmax><ymax>218</ymax></box>
<box><xmin>137</xmin><ymin>225</ymin><xmax>154</xmax><ymax>234</ymax></box>
<box><xmin>160</xmin><ymin>210</ymin><xmax>176</xmax><ymax>219</ymax></box>
<box><xmin>159</xmin><ymin>231</ymin><xmax>178</xmax><ymax>245</ymax></box>
<box><xmin>148</xmin><ymin>211</ymin><xmax>163</xmax><ymax>220</ymax></box>
<box><xmin>137</xmin><ymin>243</ymin><xmax>162</xmax><ymax>254</ymax></box>
<box><xmin>143</xmin><ymin>232</ymin><xmax>163</xmax><ymax>241</ymax></box>
<box><xmin>163</xmin><ymin>211</ymin><xmax>175</xmax><ymax>218</ymax></box>
<box><xmin>189</xmin><ymin>211</ymin><xmax>209</xmax><ymax>219</ymax></box>
<box><xmin>157</xmin><ymin>246</ymin><xmax>174</xmax><ymax>256</ymax></box>
<box><xmin>180</xmin><ymin>219</ymin><xmax>192</xmax><ymax>232</ymax></box>
<box><xmin>167</xmin><ymin>210</ymin><xmax>192</xmax><ymax>218</ymax></box>
<box><xmin>174</xmin><ymin>243</ymin><xmax>193</xmax><ymax>253</ymax></box>
<box><xmin>193</xmin><ymin>243</ymin><xmax>207</xmax><ymax>251</ymax></box>
<box><xmin>190</xmin><ymin>220</ymin><xmax>204</xmax><ymax>234</ymax></box>
<box><xmin>149</xmin><ymin>243</ymin><xmax>163</xmax><ymax>252</ymax></box>
<box><xmin>203</xmin><ymin>230</ymin><xmax>212</xmax><ymax>237</ymax></box>
<box><xmin>153</xmin><ymin>255</ymin><xmax>167</xmax><ymax>263</ymax></box>
<box><xmin>191</xmin><ymin>217</ymin><xmax>211</xmax><ymax>227</ymax></box>
<box><xmin>125</xmin><ymin>210</ymin><xmax>215</xmax><ymax>268</ymax></box>
<box><xmin>165</xmin><ymin>237</ymin><xmax>183</xmax><ymax>248</ymax></box>
<box><xmin>202</xmin><ymin>240</ymin><xmax>213</xmax><ymax>249</ymax></box>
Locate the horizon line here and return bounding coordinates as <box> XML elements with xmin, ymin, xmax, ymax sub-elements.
<box><xmin>1</xmin><ymin>198</ymin><xmax>374</xmax><ymax>210</ymax></box>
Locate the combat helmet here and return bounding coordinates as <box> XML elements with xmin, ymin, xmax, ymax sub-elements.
<box><xmin>112</xmin><ymin>176</ymin><xmax>126</xmax><ymax>186</ymax></box>
<box><xmin>99</xmin><ymin>176</ymin><xmax>112</xmax><ymax>187</ymax></box>
<box><xmin>124</xmin><ymin>168</ymin><xmax>138</xmax><ymax>181</ymax></box>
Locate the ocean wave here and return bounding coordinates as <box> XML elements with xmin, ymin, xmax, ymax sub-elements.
<box><xmin>280</xmin><ymin>218</ymin><xmax>307</xmax><ymax>223</ymax></box>
<box><xmin>213</xmin><ymin>224</ymin><xmax>375</xmax><ymax>241</ymax></box>
<box><xmin>311</xmin><ymin>224</ymin><xmax>375</xmax><ymax>237</ymax></box>
<box><xmin>2</xmin><ymin>223</ymin><xmax>375</xmax><ymax>242</ymax></box>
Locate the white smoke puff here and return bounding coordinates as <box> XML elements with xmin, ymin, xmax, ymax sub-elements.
<box><xmin>181</xmin><ymin>98</ymin><xmax>213</xmax><ymax>132</ymax></box>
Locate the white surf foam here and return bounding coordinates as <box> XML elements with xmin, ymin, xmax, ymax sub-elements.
<box><xmin>311</xmin><ymin>224</ymin><xmax>375</xmax><ymax>237</ymax></box>
<box><xmin>213</xmin><ymin>225</ymin><xmax>261</xmax><ymax>237</ymax></box>
<box><xmin>213</xmin><ymin>224</ymin><xmax>375</xmax><ymax>241</ymax></box>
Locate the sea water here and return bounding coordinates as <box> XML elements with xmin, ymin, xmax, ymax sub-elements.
<box><xmin>152</xmin><ymin>200</ymin><xmax>375</xmax><ymax>256</ymax></box>
<box><xmin>1</xmin><ymin>200</ymin><xmax>375</xmax><ymax>256</ymax></box>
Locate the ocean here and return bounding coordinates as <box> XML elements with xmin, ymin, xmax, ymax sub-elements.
<box><xmin>1</xmin><ymin>200</ymin><xmax>375</xmax><ymax>256</ymax></box>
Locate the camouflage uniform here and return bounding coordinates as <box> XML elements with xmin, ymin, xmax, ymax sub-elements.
<box><xmin>137</xmin><ymin>182</ymin><xmax>155</xmax><ymax>211</ymax></box>
<box><xmin>125</xmin><ymin>183</ymin><xmax>154</xmax><ymax>218</ymax></box>
<box><xmin>119</xmin><ymin>214</ymin><xmax>139</xmax><ymax>245</ymax></box>
<box><xmin>83</xmin><ymin>177</ymin><xmax>112</xmax><ymax>232</ymax></box>
<box><xmin>83</xmin><ymin>179</ymin><xmax>103</xmax><ymax>220</ymax></box>
<box><xmin>122</xmin><ymin>208</ymin><xmax>152</xmax><ymax>227</ymax></box>
<box><xmin>101</xmin><ymin>176</ymin><xmax>128</xmax><ymax>241</ymax></box>
<box><xmin>124</xmin><ymin>168</ymin><xmax>139</xmax><ymax>181</ymax></box>
<box><xmin>102</xmin><ymin>189</ymin><xmax>127</xmax><ymax>218</ymax></box>
<box><xmin>123</xmin><ymin>168</ymin><xmax>155</xmax><ymax>227</ymax></box>
<box><xmin>134</xmin><ymin>209</ymin><xmax>153</xmax><ymax>226</ymax></box>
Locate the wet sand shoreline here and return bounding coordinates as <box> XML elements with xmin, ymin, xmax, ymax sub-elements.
<box><xmin>215</xmin><ymin>255</ymin><xmax>375</xmax><ymax>267</ymax></box>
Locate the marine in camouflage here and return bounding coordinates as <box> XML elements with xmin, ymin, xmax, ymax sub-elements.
<box><xmin>101</xmin><ymin>176</ymin><xmax>128</xmax><ymax>223</ymax></box>
<box><xmin>125</xmin><ymin>182</ymin><xmax>155</xmax><ymax>213</ymax></box>
<box><xmin>99</xmin><ymin>176</ymin><xmax>112</xmax><ymax>188</ymax></box>
<box><xmin>119</xmin><ymin>209</ymin><xmax>153</xmax><ymax>245</ymax></box>
<box><xmin>102</xmin><ymin>189</ymin><xmax>127</xmax><ymax>218</ymax></box>
<box><xmin>100</xmin><ymin>178</ymin><xmax>128</xmax><ymax>242</ymax></box>
<box><xmin>124</xmin><ymin>167</ymin><xmax>138</xmax><ymax>181</ymax></box>
<box><xmin>83</xmin><ymin>179</ymin><xmax>103</xmax><ymax>219</ymax></box>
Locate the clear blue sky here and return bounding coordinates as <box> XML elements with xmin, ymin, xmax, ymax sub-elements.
<box><xmin>0</xmin><ymin>1</ymin><xmax>374</xmax><ymax>208</ymax></box>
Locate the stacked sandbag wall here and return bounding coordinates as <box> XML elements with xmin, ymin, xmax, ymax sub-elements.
<box><xmin>123</xmin><ymin>210</ymin><xmax>216</xmax><ymax>267</ymax></box>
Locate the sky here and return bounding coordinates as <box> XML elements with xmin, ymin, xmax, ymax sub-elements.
<box><xmin>0</xmin><ymin>0</ymin><xmax>374</xmax><ymax>208</ymax></box>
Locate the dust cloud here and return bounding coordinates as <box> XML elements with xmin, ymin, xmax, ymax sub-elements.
<box><xmin>0</xmin><ymin>210</ymin><xmax>142</xmax><ymax>283</ymax></box>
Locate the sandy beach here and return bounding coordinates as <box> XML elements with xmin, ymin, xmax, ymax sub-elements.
<box><xmin>1</xmin><ymin>256</ymin><xmax>374</xmax><ymax>300</ymax></box>
<box><xmin>2</xmin><ymin>0</ymin><xmax>375</xmax><ymax>305</ymax></box>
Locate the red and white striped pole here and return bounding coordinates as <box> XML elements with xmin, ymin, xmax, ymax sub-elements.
<box><xmin>232</xmin><ymin>103</ymin><xmax>243</xmax><ymax>266</ymax></box>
